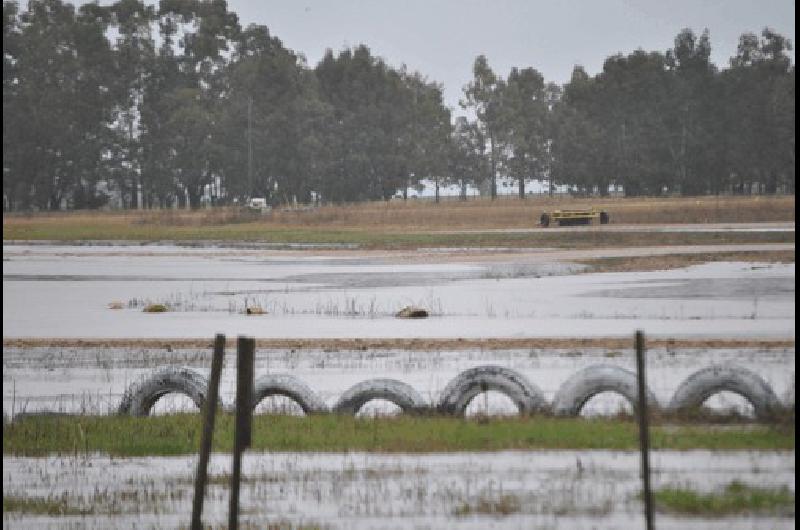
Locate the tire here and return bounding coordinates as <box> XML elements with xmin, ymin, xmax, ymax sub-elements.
<box><xmin>540</xmin><ymin>213</ymin><xmax>550</xmax><ymax>227</ymax></box>
<box><xmin>333</xmin><ymin>378</ymin><xmax>428</xmax><ymax>415</ymax></box>
<box><xmin>438</xmin><ymin>365</ymin><xmax>547</xmax><ymax>416</ymax></box>
<box><xmin>551</xmin><ymin>364</ymin><xmax>659</xmax><ymax>416</ymax></box>
<box><xmin>251</xmin><ymin>374</ymin><xmax>328</xmax><ymax>415</ymax></box>
<box><xmin>668</xmin><ymin>365</ymin><xmax>781</xmax><ymax>420</ymax></box>
<box><xmin>784</xmin><ymin>378</ymin><xmax>795</xmax><ymax>410</ymax></box>
<box><xmin>118</xmin><ymin>367</ymin><xmax>218</xmax><ymax>416</ymax></box>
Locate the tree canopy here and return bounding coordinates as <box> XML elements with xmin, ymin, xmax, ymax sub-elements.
<box><xmin>2</xmin><ymin>1</ymin><xmax>794</xmax><ymax>210</ymax></box>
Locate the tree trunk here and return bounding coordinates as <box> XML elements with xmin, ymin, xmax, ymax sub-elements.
<box><xmin>489</xmin><ymin>134</ymin><xmax>497</xmax><ymax>200</ymax></box>
<box><xmin>187</xmin><ymin>186</ymin><xmax>200</xmax><ymax>209</ymax></box>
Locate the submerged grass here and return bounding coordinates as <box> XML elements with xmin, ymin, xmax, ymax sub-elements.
<box><xmin>3</xmin><ymin>495</ymin><xmax>91</xmax><ymax>516</ymax></box>
<box><xmin>654</xmin><ymin>481</ymin><xmax>795</xmax><ymax>516</ymax></box>
<box><xmin>453</xmin><ymin>494</ymin><xmax>523</xmax><ymax>517</ymax></box>
<box><xmin>579</xmin><ymin>250</ymin><xmax>795</xmax><ymax>273</ymax></box>
<box><xmin>3</xmin><ymin>414</ymin><xmax>794</xmax><ymax>457</ymax></box>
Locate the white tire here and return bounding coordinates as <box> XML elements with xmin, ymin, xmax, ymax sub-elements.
<box><xmin>552</xmin><ymin>364</ymin><xmax>658</xmax><ymax>416</ymax></box>
<box><xmin>251</xmin><ymin>374</ymin><xmax>328</xmax><ymax>414</ymax></box>
<box><xmin>438</xmin><ymin>365</ymin><xmax>547</xmax><ymax>416</ymax></box>
<box><xmin>333</xmin><ymin>378</ymin><xmax>427</xmax><ymax>415</ymax></box>
<box><xmin>668</xmin><ymin>365</ymin><xmax>781</xmax><ymax>419</ymax></box>
<box><xmin>118</xmin><ymin>367</ymin><xmax>217</xmax><ymax>416</ymax></box>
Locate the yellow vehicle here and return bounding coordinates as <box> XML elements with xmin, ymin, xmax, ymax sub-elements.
<box><xmin>540</xmin><ymin>208</ymin><xmax>609</xmax><ymax>227</ymax></box>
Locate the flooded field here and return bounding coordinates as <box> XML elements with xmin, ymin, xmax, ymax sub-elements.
<box><xmin>3</xmin><ymin>450</ymin><xmax>794</xmax><ymax>529</ymax></box>
<box><xmin>3</xmin><ymin>242</ymin><xmax>795</xmax><ymax>529</ymax></box>
<box><xmin>3</xmin><ymin>344</ymin><xmax>794</xmax><ymax>418</ymax></box>
<box><xmin>2</xmin><ymin>244</ymin><xmax>795</xmax><ymax>339</ymax></box>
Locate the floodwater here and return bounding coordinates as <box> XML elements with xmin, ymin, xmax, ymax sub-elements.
<box><xmin>3</xmin><ymin>345</ymin><xmax>794</xmax><ymax>417</ymax></box>
<box><xmin>3</xmin><ymin>243</ymin><xmax>796</xmax><ymax>529</ymax></box>
<box><xmin>2</xmin><ymin>244</ymin><xmax>795</xmax><ymax>339</ymax></box>
<box><xmin>3</xmin><ymin>450</ymin><xmax>794</xmax><ymax>529</ymax></box>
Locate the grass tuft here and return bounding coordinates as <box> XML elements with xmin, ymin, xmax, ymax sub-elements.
<box><xmin>454</xmin><ymin>494</ymin><xmax>522</xmax><ymax>516</ymax></box>
<box><xmin>3</xmin><ymin>496</ymin><xmax>91</xmax><ymax>516</ymax></box>
<box><xmin>654</xmin><ymin>481</ymin><xmax>795</xmax><ymax>516</ymax></box>
<box><xmin>142</xmin><ymin>303</ymin><xmax>169</xmax><ymax>313</ymax></box>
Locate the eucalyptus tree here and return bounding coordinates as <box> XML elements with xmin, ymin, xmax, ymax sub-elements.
<box><xmin>218</xmin><ymin>23</ymin><xmax>331</xmax><ymax>204</ymax></box>
<box><xmin>499</xmin><ymin>67</ymin><xmax>549</xmax><ymax>198</ymax></box>
<box><xmin>314</xmin><ymin>45</ymin><xmax>450</xmax><ymax>202</ymax></box>
<box><xmin>3</xmin><ymin>1</ymin><xmax>21</xmax><ymax>208</ymax></box>
<box><xmin>402</xmin><ymin>71</ymin><xmax>452</xmax><ymax>202</ymax></box>
<box><xmin>450</xmin><ymin>116</ymin><xmax>487</xmax><ymax>200</ymax></box>
<box><xmin>105</xmin><ymin>0</ymin><xmax>156</xmax><ymax>208</ymax></box>
<box><xmin>139</xmin><ymin>0</ymin><xmax>240</xmax><ymax>208</ymax></box>
<box><xmin>5</xmin><ymin>0</ymin><xmax>117</xmax><ymax>209</ymax></box>
<box><xmin>723</xmin><ymin>28</ymin><xmax>794</xmax><ymax>194</ymax></box>
<box><xmin>461</xmin><ymin>55</ymin><xmax>504</xmax><ymax>199</ymax></box>
<box><xmin>664</xmin><ymin>28</ymin><xmax>720</xmax><ymax>195</ymax></box>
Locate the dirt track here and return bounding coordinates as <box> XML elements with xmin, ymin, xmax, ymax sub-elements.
<box><xmin>431</xmin><ymin>221</ymin><xmax>795</xmax><ymax>235</ymax></box>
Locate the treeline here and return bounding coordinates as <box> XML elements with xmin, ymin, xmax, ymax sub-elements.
<box><xmin>2</xmin><ymin>0</ymin><xmax>795</xmax><ymax>210</ymax></box>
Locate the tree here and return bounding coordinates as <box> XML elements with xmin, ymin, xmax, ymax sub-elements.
<box><xmin>461</xmin><ymin>55</ymin><xmax>504</xmax><ymax>199</ymax></box>
<box><xmin>106</xmin><ymin>0</ymin><xmax>157</xmax><ymax>208</ymax></box>
<box><xmin>450</xmin><ymin>117</ymin><xmax>487</xmax><ymax>200</ymax></box>
<box><xmin>6</xmin><ymin>0</ymin><xmax>117</xmax><ymax>210</ymax></box>
<box><xmin>499</xmin><ymin>67</ymin><xmax>549</xmax><ymax>198</ymax></box>
<box><xmin>664</xmin><ymin>28</ymin><xmax>719</xmax><ymax>195</ymax></box>
<box><xmin>724</xmin><ymin>28</ymin><xmax>794</xmax><ymax>194</ymax></box>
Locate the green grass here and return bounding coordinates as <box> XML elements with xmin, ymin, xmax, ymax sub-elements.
<box><xmin>3</xmin><ymin>414</ymin><xmax>794</xmax><ymax>457</ymax></box>
<box><xmin>654</xmin><ymin>481</ymin><xmax>795</xmax><ymax>516</ymax></box>
<box><xmin>142</xmin><ymin>303</ymin><xmax>168</xmax><ymax>313</ymax></box>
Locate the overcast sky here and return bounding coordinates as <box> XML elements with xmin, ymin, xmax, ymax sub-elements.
<box><xmin>224</xmin><ymin>0</ymin><xmax>795</xmax><ymax>114</ymax></box>
<box><xmin>84</xmin><ymin>0</ymin><xmax>795</xmax><ymax>115</ymax></box>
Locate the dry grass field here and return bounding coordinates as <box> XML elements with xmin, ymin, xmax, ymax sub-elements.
<box><xmin>4</xmin><ymin>195</ymin><xmax>795</xmax><ymax>233</ymax></box>
<box><xmin>261</xmin><ymin>194</ymin><xmax>796</xmax><ymax>229</ymax></box>
<box><xmin>2</xmin><ymin>196</ymin><xmax>795</xmax><ymax>249</ymax></box>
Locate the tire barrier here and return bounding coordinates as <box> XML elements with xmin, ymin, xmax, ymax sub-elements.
<box><xmin>333</xmin><ymin>378</ymin><xmax>427</xmax><ymax>415</ymax></box>
<box><xmin>552</xmin><ymin>364</ymin><xmax>659</xmax><ymax>416</ymax></box>
<box><xmin>117</xmin><ymin>363</ymin><xmax>787</xmax><ymax>420</ymax></box>
<box><xmin>118</xmin><ymin>367</ymin><xmax>217</xmax><ymax>416</ymax></box>
<box><xmin>784</xmin><ymin>379</ymin><xmax>795</xmax><ymax>410</ymax></box>
<box><xmin>437</xmin><ymin>365</ymin><xmax>548</xmax><ymax>416</ymax></box>
<box><xmin>668</xmin><ymin>365</ymin><xmax>782</xmax><ymax>420</ymax></box>
<box><xmin>252</xmin><ymin>374</ymin><xmax>328</xmax><ymax>415</ymax></box>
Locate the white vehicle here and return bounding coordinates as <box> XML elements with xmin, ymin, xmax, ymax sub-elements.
<box><xmin>247</xmin><ymin>198</ymin><xmax>272</xmax><ymax>213</ymax></box>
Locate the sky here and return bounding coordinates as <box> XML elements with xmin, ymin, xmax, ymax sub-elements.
<box><xmin>85</xmin><ymin>0</ymin><xmax>795</xmax><ymax>115</ymax></box>
<box><xmin>223</xmin><ymin>0</ymin><xmax>795</xmax><ymax>114</ymax></box>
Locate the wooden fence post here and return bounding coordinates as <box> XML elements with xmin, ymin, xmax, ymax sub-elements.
<box><xmin>190</xmin><ymin>334</ymin><xmax>225</xmax><ymax>530</ymax></box>
<box><xmin>635</xmin><ymin>330</ymin><xmax>655</xmax><ymax>530</ymax></box>
<box><xmin>228</xmin><ymin>336</ymin><xmax>255</xmax><ymax>530</ymax></box>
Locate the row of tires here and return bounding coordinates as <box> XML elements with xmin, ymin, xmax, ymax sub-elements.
<box><xmin>118</xmin><ymin>364</ymin><xmax>792</xmax><ymax>420</ymax></box>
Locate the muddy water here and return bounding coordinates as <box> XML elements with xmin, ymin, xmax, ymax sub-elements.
<box><xmin>2</xmin><ymin>245</ymin><xmax>795</xmax><ymax>339</ymax></box>
<box><xmin>3</xmin><ymin>450</ymin><xmax>794</xmax><ymax>529</ymax></box>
